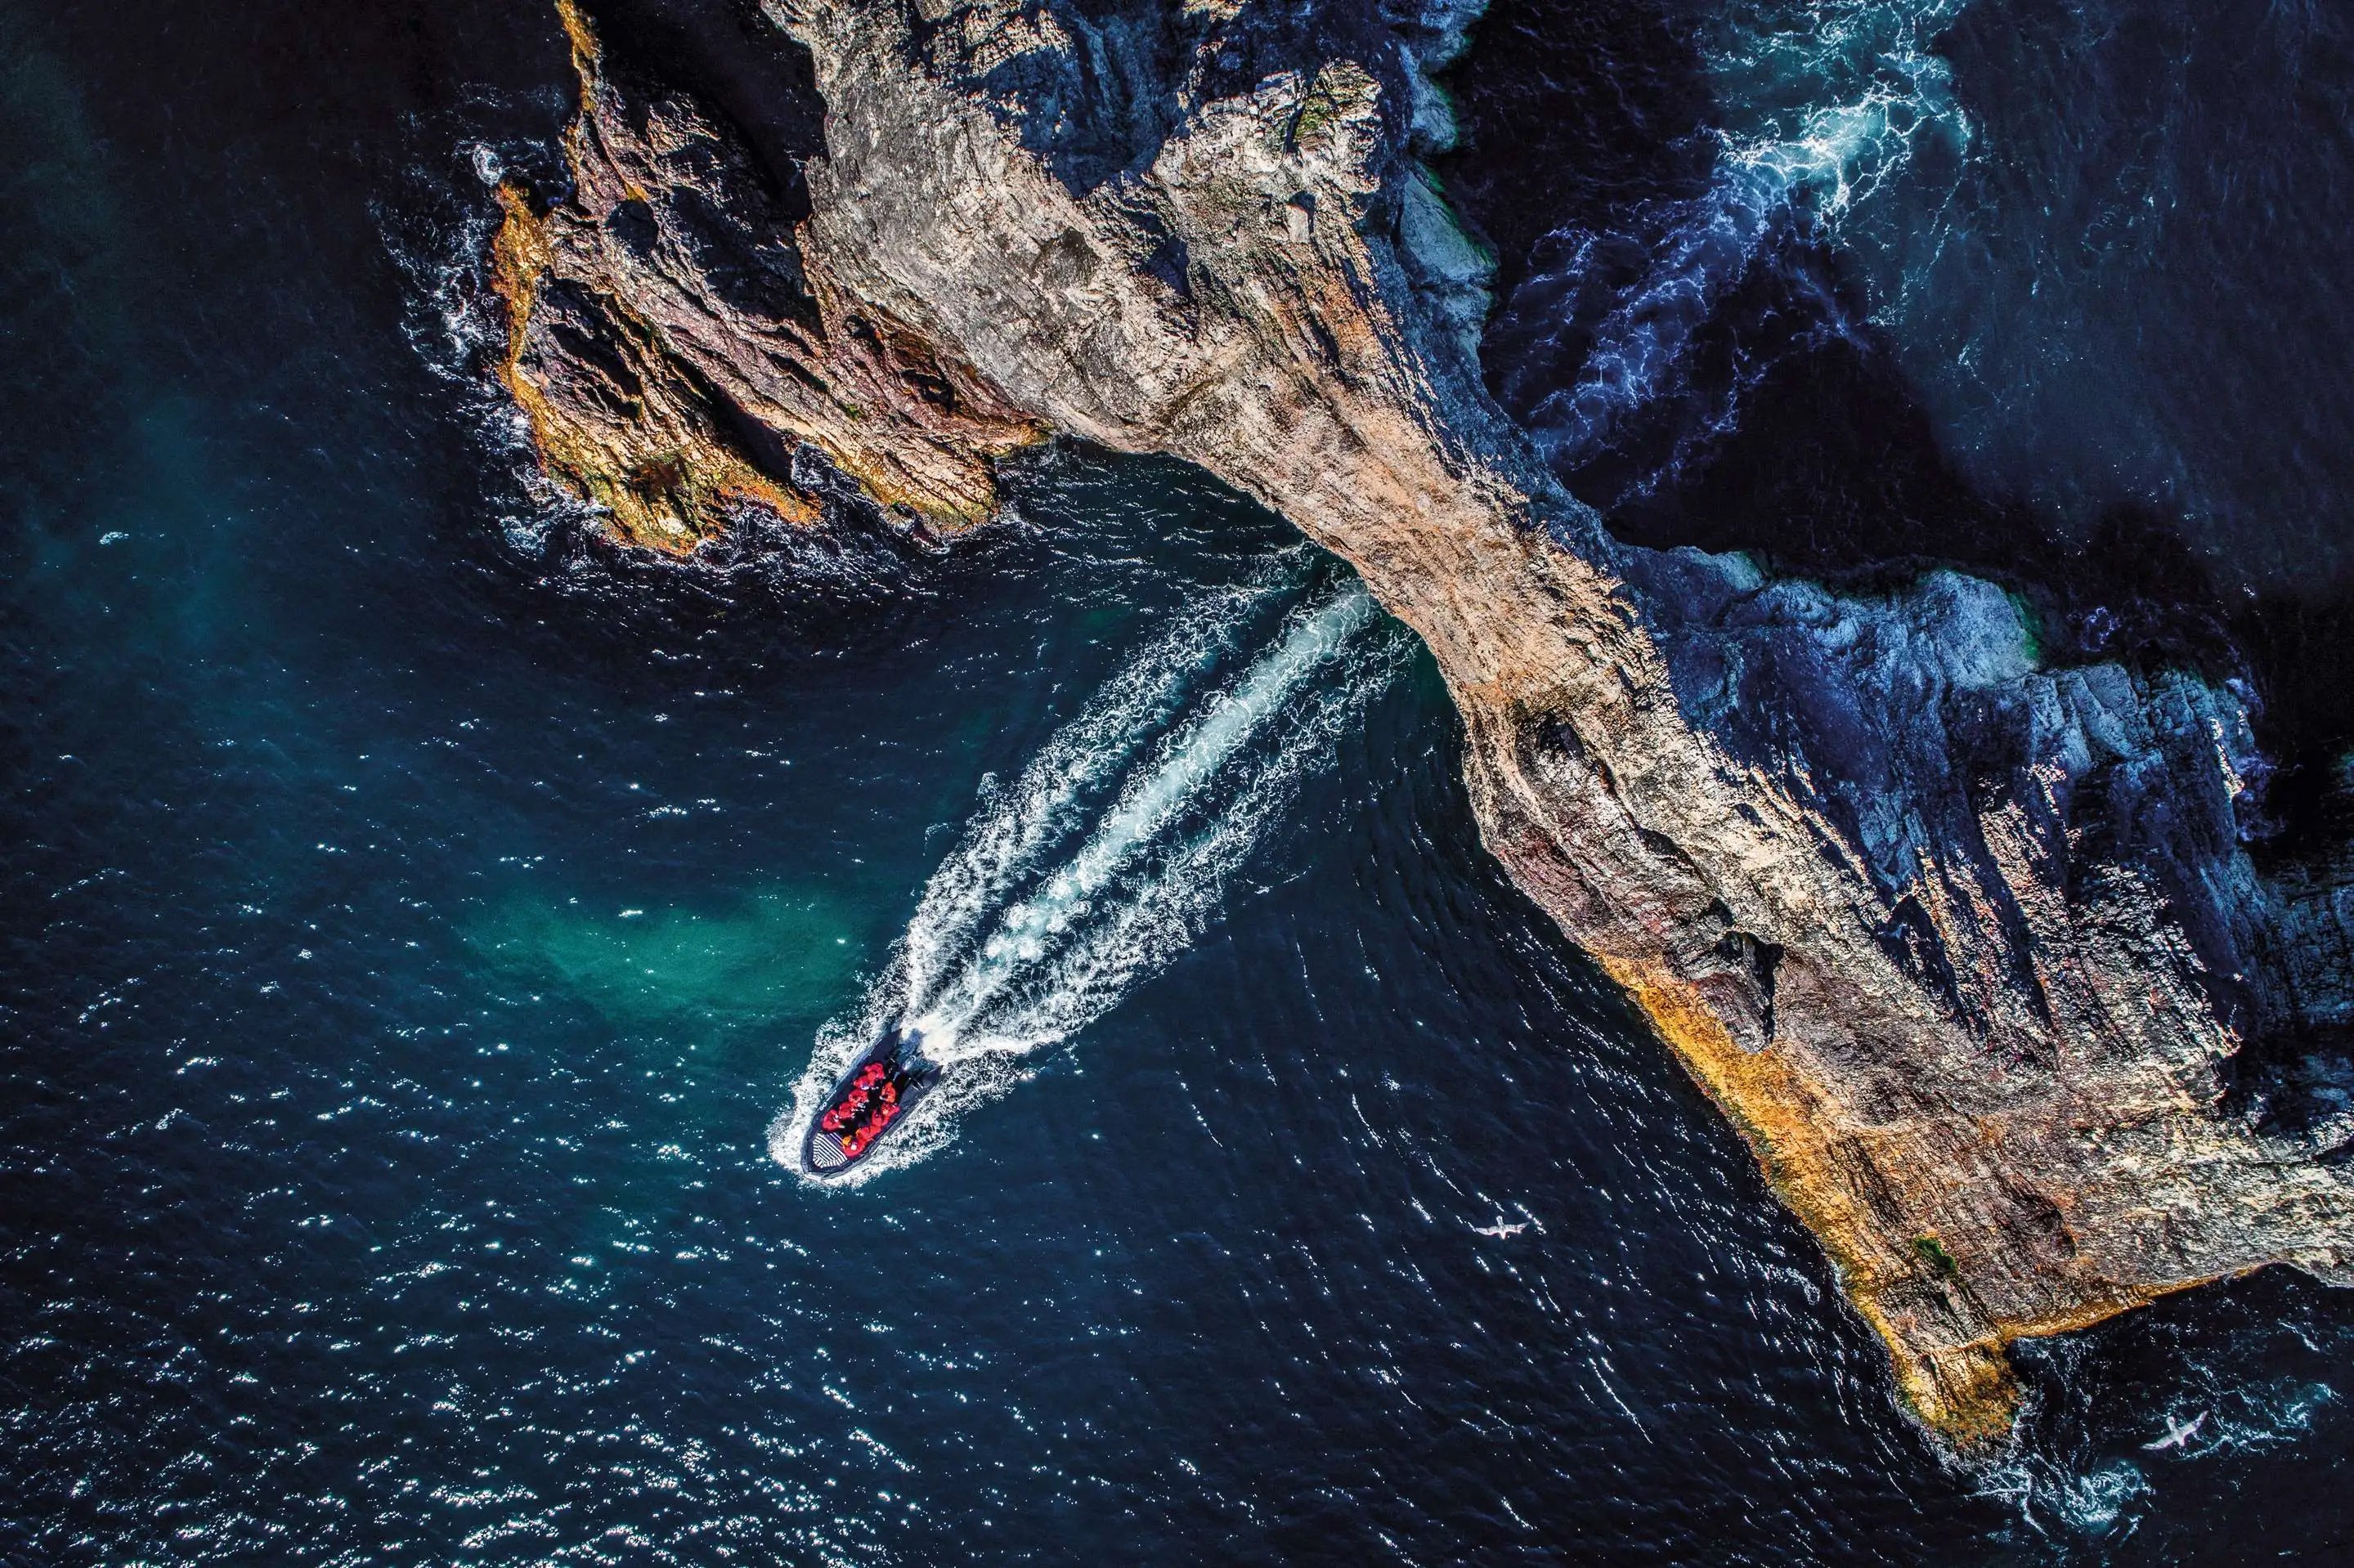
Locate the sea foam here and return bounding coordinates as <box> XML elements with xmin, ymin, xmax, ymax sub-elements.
<box><xmin>770</xmin><ymin>580</ymin><xmax>1400</xmax><ymax>1182</ymax></box>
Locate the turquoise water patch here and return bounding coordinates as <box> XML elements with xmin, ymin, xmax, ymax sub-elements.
<box><xmin>468</xmin><ymin>888</ymin><xmax>868</xmax><ymax>1033</ymax></box>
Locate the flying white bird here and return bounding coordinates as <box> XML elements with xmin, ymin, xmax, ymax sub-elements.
<box><xmin>2142</xmin><ymin>1413</ymin><xmax>2208</xmax><ymax>1451</ymax></box>
<box><xmin>1471</xmin><ymin>1219</ymin><xmax>1529</xmax><ymax>1239</ymax></box>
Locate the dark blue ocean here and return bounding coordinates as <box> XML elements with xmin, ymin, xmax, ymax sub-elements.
<box><xmin>5</xmin><ymin>0</ymin><xmax>2353</xmax><ymax>1561</ymax></box>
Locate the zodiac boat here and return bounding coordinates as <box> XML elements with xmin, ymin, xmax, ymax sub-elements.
<box><xmin>803</xmin><ymin>1026</ymin><xmax>940</xmax><ymax>1176</ymax></box>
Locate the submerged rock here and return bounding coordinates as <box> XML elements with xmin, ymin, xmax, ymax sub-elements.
<box><xmin>488</xmin><ymin>0</ymin><xmax>2354</xmax><ymax>1446</ymax></box>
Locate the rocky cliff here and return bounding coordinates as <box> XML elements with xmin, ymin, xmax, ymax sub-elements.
<box><xmin>486</xmin><ymin>0</ymin><xmax>2354</xmax><ymax>1446</ymax></box>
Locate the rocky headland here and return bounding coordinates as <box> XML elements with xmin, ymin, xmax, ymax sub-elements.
<box><xmin>484</xmin><ymin>0</ymin><xmax>2354</xmax><ymax>1446</ymax></box>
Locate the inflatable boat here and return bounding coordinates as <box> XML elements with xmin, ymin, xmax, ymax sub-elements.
<box><xmin>803</xmin><ymin>1026</ymin><xmax>939</xmax><ymax>1176</ymax></box>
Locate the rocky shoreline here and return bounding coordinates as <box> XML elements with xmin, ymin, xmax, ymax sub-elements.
<box><xmin>485</xmin><ymin>0</ymin><xmax>2354</xmax><ymax>1446</ymax></box>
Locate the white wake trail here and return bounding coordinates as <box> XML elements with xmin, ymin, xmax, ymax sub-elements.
<box><xmin>772</xmin><ymin>580</ymin><xmax>1397</xmax><ymax>1181</ymax></box>
<box><xmin>899</xmin><ymin>580</ymin><xmax>1267</xmax><ymax>1007</ymax></box>
<box><xmin>917</xmin><ymin>585</ymin><xmax>1378</xmax><ymax>1047</ymax></box>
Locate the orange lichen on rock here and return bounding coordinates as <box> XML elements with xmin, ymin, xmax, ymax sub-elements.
<box><xmin>487</xmin><ymin>182</ymin><xmax>818</xmax><ymax>551</ymax></box>
<box><xmin>772</xmin><ymin>0</ymin><xmax>2354</xmax><ymax>1450</ymax></box>
<box><xmin>1596</xmin><ymin>951</ymin><xmax>2029</xmax><ymax>1444</ymax></box>
<box><xmin>486</xmin><ymin>0</ymin><xmax>1045</xmax><ymax>553</ymax></box>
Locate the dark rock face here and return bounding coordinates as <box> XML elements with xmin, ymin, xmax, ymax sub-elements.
<box><xmin>486</xmin><ymin>0</ymin><xmax>2354</xmax><ymax>1446</ymax></box>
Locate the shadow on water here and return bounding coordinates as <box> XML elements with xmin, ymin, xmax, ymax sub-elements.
<box><xmin>1443</xmin><ymin>0</ymin><xmax>2354</xmax><ymax>855</ymax></box>
<box><xmin>1453</xmin><ymin>0</ymin><xmax>2354</xmax><ymax>693</ymax></box>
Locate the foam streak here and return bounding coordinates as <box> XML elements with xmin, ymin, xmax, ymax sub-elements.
<box><xmin>773</xmin><ymin>581</ymin><xmax>1397</xmax><ymax>1180</ymax></box>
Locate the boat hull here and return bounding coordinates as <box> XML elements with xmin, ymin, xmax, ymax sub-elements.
<box><xmin>802</xmin><ymin>1027</ymin><xmax>938</xmax><ymax>1176</ymax></box>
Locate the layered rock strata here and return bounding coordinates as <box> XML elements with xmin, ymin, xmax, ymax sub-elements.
<box><xmin>488</xmin><ymin>0</ymin><xmax>2354</xmax><ymax>1445</ymax></box>
<box><xmin>489</xmin><ymin>0</ymin><xmax>1048</xmax><ymax>549</ymax></box>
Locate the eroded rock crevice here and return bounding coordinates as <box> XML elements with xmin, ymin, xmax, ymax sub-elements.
<box><xmin>489</xmin><ymin>0</ymin><xmax>1049</xmax><ymax>549</ymax></box>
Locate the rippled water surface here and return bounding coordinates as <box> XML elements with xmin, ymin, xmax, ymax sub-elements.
<box><xmin>1464</xmin><ymin>0</ymin><xmax>2354</xmax><ymax>601</ymax></box>
<box><xmin>5</xmin><ymin>0</ymin><xmax>2354</xmax><ymax>1561</ymax></box>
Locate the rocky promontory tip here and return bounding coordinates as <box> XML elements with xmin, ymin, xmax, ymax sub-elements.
<box><xmin>490</xmin><ymin>0</ymin><xmax>2354</xmax><ymax>1445</ymax></box>
<box><xmin>489</xmin><ymin>0</ymin><xmax>1047</xmax><ymax>551</ymax></box>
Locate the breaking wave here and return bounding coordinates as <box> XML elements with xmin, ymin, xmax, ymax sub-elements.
<box><xmin>1495</xmin><ymin>0</ymin><xmax>1973</xmax><ymax>477</ymax></box>
<box><xmin>770</xmin><ymin>579</ymin><xmax>1403</xmax><ymax>1181</ymax></box>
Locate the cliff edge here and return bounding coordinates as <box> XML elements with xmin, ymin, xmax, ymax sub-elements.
<box><xmin>484</xmin><ymin>0</ymin><xmax>2354</xmax><ymax>1446</ymax></box>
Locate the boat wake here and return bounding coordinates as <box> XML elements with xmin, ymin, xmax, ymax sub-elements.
<box><xmin>769</xmin><ymin>579</ymin><xmax>1402</xmax><ymax>1182</ymax></box>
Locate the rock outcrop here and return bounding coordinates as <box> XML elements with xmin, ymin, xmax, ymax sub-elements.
<box><xmin>486</xmin><ymin>0</ymin><xmax>2354</xmax><ymax>1445</ymax></box>
<box><xmin>489</xmin><ymin>0</ymin><xmax>1049</xmax><ymax>549</ymax></box>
